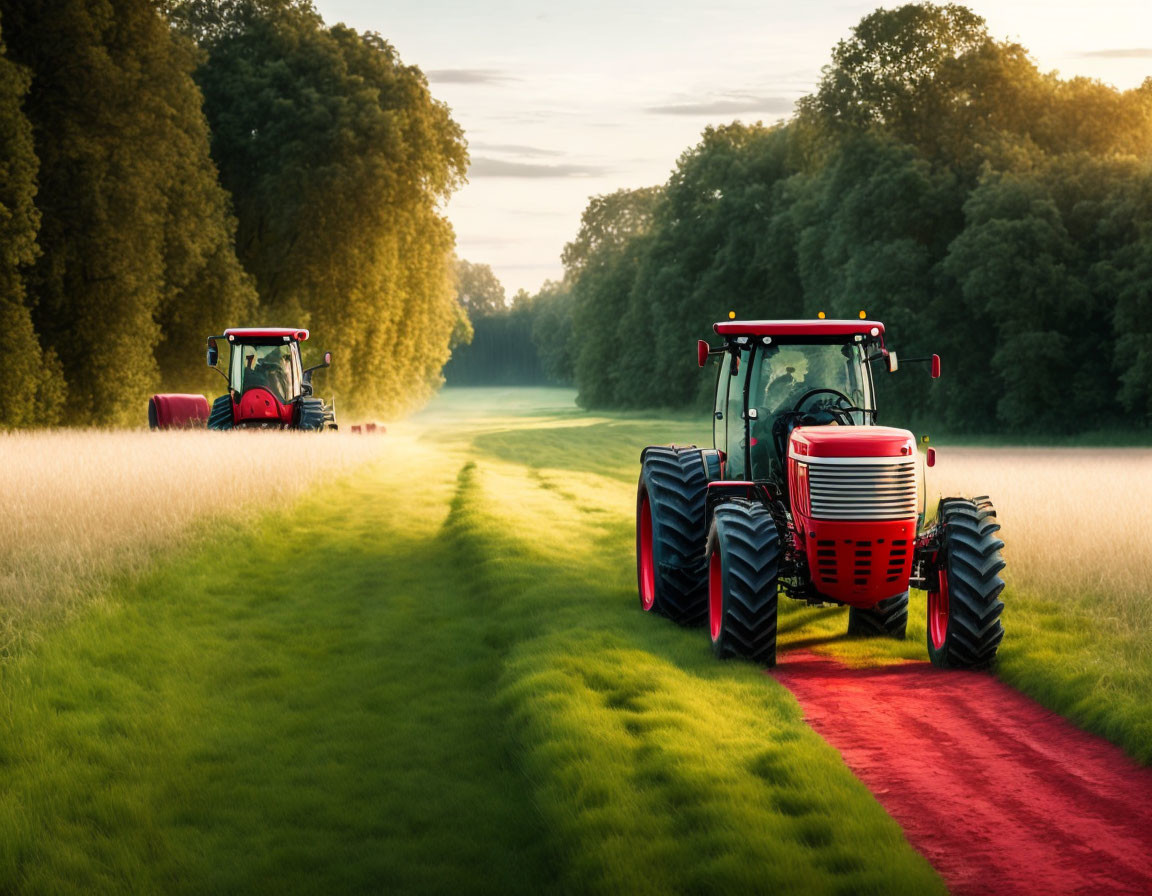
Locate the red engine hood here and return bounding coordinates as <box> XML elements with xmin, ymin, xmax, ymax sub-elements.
<box><xmin>790</xmin><ymin>425</ymin><xmax>915</xmax><ymax>459</ymax></box>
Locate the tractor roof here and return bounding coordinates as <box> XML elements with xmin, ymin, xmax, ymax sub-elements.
<box><xmin>223</xmin><ymin>328</ymin><xmax>309</xmax><ymax>341</ymax></box>
<box><xmin>714</xmin><ymin>319</ymin><xmax>884</xmax><ymax>339</ymax></box>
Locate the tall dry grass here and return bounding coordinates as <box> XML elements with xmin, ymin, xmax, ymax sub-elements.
<box><xmin>932</xmin><ymin>447</ymin><xmax>1152</xmax><ymax>630</ymax></box>
<box><xmin>0</xmin><ymin>429</ymin><xmax>389</xmax><ymax>653</ymax></box>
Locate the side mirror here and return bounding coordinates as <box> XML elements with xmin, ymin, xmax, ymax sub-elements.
<box><xmin>886</xmin><ymin>350</ymin><xmax>899</xmax><ymax>373</ymax></box>
<box><xmin>207</xmin><ymin>338</ymin><xmax>218</xmax><ymax>368</ymax></box>
<box><xmin>697</xmin><ymin>340</ymin><xmax>710</xmax><ymax>368</ymax></box>
<box><xmin>303</xmin><ymin>350</ymin><xmax>332</xmax><ymax>381</ymax></box>
<box><xmin>931</xmin><ymin>353</ymin><xmax>941</xmax><ymax>378</ymax></box>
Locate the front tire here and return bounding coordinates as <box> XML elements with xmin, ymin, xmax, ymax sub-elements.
<box><xmin>848</xmin><ymin>592</ymin><xmax>909</xmax><ymax>639</ymax></box>
<box><xmin>207</xmin><ymin>394</ymin><xmax>233</xmax><ymax>430</ymax></box>
<box><xmin>927</xmin><ymin>497</ymin><xmax>1005</xmax><ymax>668</ymax></box>
<box><xmin>635</xmin><ymin>446</ymin><xmax>709</xmax><ymax>626</ymax></box>
<box><xmin>297</xmin><ymin>397</ymin><xmax>327</xmax><ymax>431</ymax></box>
<box><xmin>706</xmin><ymin>501</ymin><xmax>780</xmax><ymax>666</ymax></box>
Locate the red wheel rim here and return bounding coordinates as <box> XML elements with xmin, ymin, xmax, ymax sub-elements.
<box><xmin>639</xmin><ymin>493</ymin><xmax>655</xmax><ymax>611</ymax></box>
<box><xmin>709</xmin><ymin>549</ymin><xmax>723</xmax><ymax>641</ymax></box>
<box><xmin>928</xmin><ymin>567</ymin><xmax>949</xmax><ymax>650</ymax></box>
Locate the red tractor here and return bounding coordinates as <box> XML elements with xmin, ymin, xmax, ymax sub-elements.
<box><xmin>148</xmin><ymin>328</ymin><xmax>337</xmax><ymax>431</ymax></box>
<box><xmin>636</xmin><ymin>317</ymin><xmax>1004</xmax><ymax>669</ymax></box>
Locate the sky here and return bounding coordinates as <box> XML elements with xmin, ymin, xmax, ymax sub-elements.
<box><xmin>314</xmin><ymin>0</ymin><xmax>1152</xmax><ymax>297</ymax></box>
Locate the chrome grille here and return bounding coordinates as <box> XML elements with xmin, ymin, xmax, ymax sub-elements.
<box><xmin>804</xmin><ymin>458</ymin><xmax>918</xmax><ymax>521</ymax></box>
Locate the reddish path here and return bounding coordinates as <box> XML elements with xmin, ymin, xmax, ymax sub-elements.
<box><xmin>772</xmin><ymin>652</ymin><xmax>1152</xmax><ymax>896</ymax></box>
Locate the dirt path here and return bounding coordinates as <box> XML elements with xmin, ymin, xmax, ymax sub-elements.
<box><xmin>772</xmin><ymin>652</ymin><xmax>1152</xmax><ymax>895</ymax></box>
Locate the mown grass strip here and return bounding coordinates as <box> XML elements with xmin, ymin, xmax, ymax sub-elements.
<box><xmin>446</xmin><ymin>457</ymin><xmax>945</xmax><ymax>895</ymax></box>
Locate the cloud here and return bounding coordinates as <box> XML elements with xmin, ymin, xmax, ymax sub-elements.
<box><xmin>646</xmin><ymin>93</ymin><xmax>797</xmax><ymax>116</ymax></box>
<box><xmin>469</xmin><ymin>142</ymin><xmax>565</xmax><ymax>158</ymax></box>
<box><xmin>426</xmin><ymin>68</ymin><xmax>514</xmax><ymax>84</ymax></box>
<box><xmin>1078</xmin><ymin>48</ymin><xmax>1152</xmax><ymax>59</ymax></box>
<box><xmin>469</xmin><ymin>157</ymin><xmax>605</xmax><ymax>178</ymax></box>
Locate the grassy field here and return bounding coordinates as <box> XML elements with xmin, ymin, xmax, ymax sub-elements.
<box><xmin>0</xmin><ymin>387</ymin><xmax>1147</xmax><ymax>892</ymax></box>
<box><xmin>0</xmin><ymin>389</ymin><xmax>944</xmax><ymax>894</ymax></box>
<box><xmin>0</xmin><ymin>429</ymin><xmax>387</xmax><ymax>655</ymax></box>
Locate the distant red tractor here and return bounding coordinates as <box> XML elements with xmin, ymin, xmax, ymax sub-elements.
<box><xmin>636</xmin><ymin>317</ymin><xmax>1004</xmax><ymax>669</ymax></box>
<box><xmin>148</xmin><ymin>328</ymin><xmax>337</xmax><ymax>431</ymax></box>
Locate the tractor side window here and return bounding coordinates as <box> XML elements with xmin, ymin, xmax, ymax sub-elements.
<box><xmin>725</xmin><ymin>346</ymin><xmax>750</xmax><ymax>480</ymax></box>
<box><xmin>713</xmin><ymin>351</ymin><xmax>731</xmax><ymax>450</ymax></box>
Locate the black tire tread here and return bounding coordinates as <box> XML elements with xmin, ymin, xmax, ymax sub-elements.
<box><xmin>638</xmin><ymin>446</ymin><xmax>709</xmax><ymax>625</ymax></box>
<box><xmin>207</xmin><ymin>394</ymin><xmax>233</xmax><ymax>431</ymax></box>
<box><xmin>848</xmin><ymin>592</ymin><xmax>909</xmax><ymax>639</ymax></box>
<box><xmin>935</xmin><ymin>497</ymin><xmax>1005</xmax><ymax>668</ymax></box>
<box><xmin>708</xmin><ymin>501</ymin><xmax>780</xmax><ymax>665</ymax></box>
<box><xmin>297</xmin><ymin>397</ymin><xmax>327</xmax><ymax>431</ymax></box>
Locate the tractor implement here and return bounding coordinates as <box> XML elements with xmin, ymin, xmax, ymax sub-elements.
<box><xmin>635</xmin><ymin>316</ymin><xmax>1005</xmax><ymax>669</ymax></box>
<box><xmin>148</xmin><ymin>327</ymin><xmax>337</xmax><ymax>431</ymax></box>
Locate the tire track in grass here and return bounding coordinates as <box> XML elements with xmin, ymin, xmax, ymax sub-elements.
<box><xmin>453</xmin><ymin>459</ymin><xmax>947</xmax><ymax>896</ymax></box>
<box><xmin>772</xmin><ymin>651</ymin><xmax>1152</xmax><ymax>896</ymax></box>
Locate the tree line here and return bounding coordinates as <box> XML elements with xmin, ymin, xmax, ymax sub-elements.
<box><xmin>441</xmin><ymin>260</ymin><xmax>567</xmax><ymax>386</ymax></box>
<box><xmin>0</xmin><ymin>0</ymin><xmax>467</xmax><ymax>426</ymax></box>
<box><xmin>526</xmin><ymin>3</ymin><xmax>1152</xmax><ymax>434</ymax></box>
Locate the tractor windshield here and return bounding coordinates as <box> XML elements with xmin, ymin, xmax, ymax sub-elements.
<box><xmin>229</xmin><ymin>342</ymin><xmax>300</xmax><ymax>404</ymax></box>
<box><xmin>747</xmin><ymin>341</ymin><xmax>875</xmax><ymax>480</ymax></box>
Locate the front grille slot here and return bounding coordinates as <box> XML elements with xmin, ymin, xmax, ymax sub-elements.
<box><xmin>805</xmin><ymin>459</ymin><xmax>918</xmax><ymax>521</ymax></box>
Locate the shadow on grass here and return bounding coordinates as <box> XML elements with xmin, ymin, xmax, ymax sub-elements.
<box><xmin>780</xmin><ymin>633</ymin><xmax>857</xmax><ymax>653</ymax></box>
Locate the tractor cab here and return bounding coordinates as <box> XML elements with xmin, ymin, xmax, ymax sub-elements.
<box><xmin>707</xmin><ymin>319</ymin><xmax>887</xmax><ymax>487</ymax></box>
<box><xmin>205</xmin><ymin>328</ymin><xmax>334</xmax><ymax>430</ymax></box>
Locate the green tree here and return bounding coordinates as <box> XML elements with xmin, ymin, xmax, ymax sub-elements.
<box><xmin>183</xmin><ymin>1</ymin><xmax>468</xmax><ymax>415</ymax></box>
<box><xmin>0</xmin><ymin>15</ymin><xmax>61</xmax><ymax>427</ymax></box>
<box><xmin>799</xmin><ymin>3</ymin><xmax>1044</xmax><ymax>170</ymax></box>
<box><xmin>455</xmin><ymin>260</ymin><xmax>507</xmax><ymax>318</ymax></box>
<box><xmin>1</xmin><ymin>0</ymin><xmax>254</xmax><ymax>424</ymax></box>
<box><xmin>530</xmin><ymin>281</ymin><xmax>575</xmax><ymax>385</ymax></box>
<box><xmin>556</xmin><ymin>3</ymin><xmax>1152</xmax><ymax>436</ymax></box>
<box><xmin>563</xmin><ymin>187</ymin><xmax>662</xmax><ymax>407</ymax></box>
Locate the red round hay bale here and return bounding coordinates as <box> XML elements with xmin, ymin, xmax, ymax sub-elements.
<box><xmin>148</xmin><ymin>394</ymin><xmax>210</xmax><ymax>430</ymax></box>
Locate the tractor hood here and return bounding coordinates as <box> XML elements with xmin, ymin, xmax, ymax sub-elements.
<box><xmin>789</xmin><ymin>425</ymin><xmax>915</xmax><ymax>460</ymax></box>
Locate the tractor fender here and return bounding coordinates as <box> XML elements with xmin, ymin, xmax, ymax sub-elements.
<box><xmin>148</xmin><ymin>394</ymin><xmax>209</xmax><ymax>430</ymax></box>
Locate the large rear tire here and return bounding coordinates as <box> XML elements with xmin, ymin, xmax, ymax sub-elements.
<box><xmin>848</xmin><ymin>592</ymin><xmax>909</xmax><ymax>639</ymax></box>
<box><xmin>635</xmin><ymin>446</ymin><xmax>709</xmax><ymax>626</ymax></box>
<box><xmin>927</xmin><ymin>497</ymin><xmax>1005</xmax><ymax>668</ymax></box>
<box><xmin>706</xmin><ymin>500</ymin><xmax>780</xmax><ymax>666</ymax></box>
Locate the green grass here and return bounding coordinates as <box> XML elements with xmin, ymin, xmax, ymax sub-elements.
<box><xmin>8</xmin><ymin>385</ymin><xmax>1147</xmax><ymax>893</ymax></box>
<box><xmin>0</xmin><ymin>388</ymin><xmax>946</xmax><ymax>894</ymax></box>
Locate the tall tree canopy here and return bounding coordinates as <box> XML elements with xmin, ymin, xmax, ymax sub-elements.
<box><xmin>455</xmin><ymin>260</ymin><xmax>507</xmax><ymax>318</ymax></box>
<box><xmin>177</xmin><ymin>0</ymin><xmax>468</xmax><ymax>415</ymax></box>
<box><xmin>558</xmin><ymin>3</ymin><xmax>1152</xmax><ymax>433</ymax></box>
<box><xmin>0</xmin><ymin>13</ymin><xmax>61</xmax><ymax>426</ymax></box>
<box><xmin>0</xmin><ymin>0</ymin><xmax>255</xmax><ymax>424</ymax></box>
